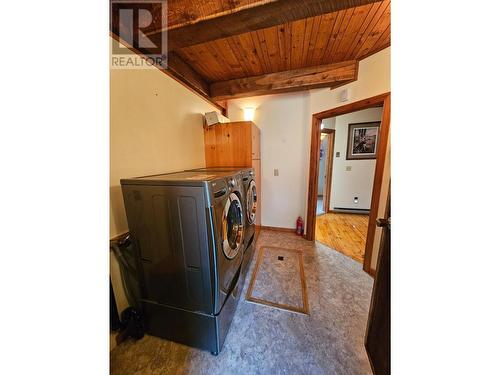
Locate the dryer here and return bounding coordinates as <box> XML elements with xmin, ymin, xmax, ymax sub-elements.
<box><xmin>241</xmin><ymin>168</ymin><xmax>257</xmax><ymax>276</ymax></box>
<box><xmin>186</xmin><ymin>167</ymin><xmax>257</xmax><ymax>278</ymax></box>
<box><xmin>120</xmin><ymin>170</ymin><xmax>246</xmax><ymax>355</ymax></box>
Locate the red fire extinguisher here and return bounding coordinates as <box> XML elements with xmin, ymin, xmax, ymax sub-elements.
<box><xmin>296</xmin><ymin>216</ymin><xmax>303</xmax><ymax>236</ymax></box>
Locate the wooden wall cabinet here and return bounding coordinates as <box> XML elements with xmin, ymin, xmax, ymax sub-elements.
<box><xmin>204</xmin><ymin>121</ymin><xmax>261</xmax><ymax>225</ymax></box>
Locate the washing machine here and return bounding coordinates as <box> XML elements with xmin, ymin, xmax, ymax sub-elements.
<box><xmin>186</xmin><ymin>167</ymin><xmax>257</xmax><ymax>278</ymax></box>
<box><xmin>120</xmin><ymin>170</ymin><xmax>246</xmax><ymax>355</ymax></box>
<box><xmin>241</xmin><ymin>168</ymin><xmax>257</xmax><ymax>276</ymax></box>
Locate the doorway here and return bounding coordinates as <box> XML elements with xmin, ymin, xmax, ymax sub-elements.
<box><xmin>316</xmin><ymin>128</ymin><xmax>334</xmax><ymax>216</ymax></box>
<box><xmin>315</xmin><ymin>107</ymin><xmax>383</xmax><ymax>264</ymax></box>
<box><xmin>306</xmin><ymin>93</ymin><xmax>391</xmax><ymax>275</ymax></box>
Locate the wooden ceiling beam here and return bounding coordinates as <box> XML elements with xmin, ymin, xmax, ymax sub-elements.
<box><xmin>166</xmin><ymin>51</ymin><xmax>210</xmax><ymax>95</ymax></box>
<box><xmin>154</xmin><ymin>0</ymin><xmax>382</xmax><ymax>51</ymax></box>
<box><xmin>210</xmin><ymin>60</ymin><xmax>358</xmax><ymax>101</ymax></box>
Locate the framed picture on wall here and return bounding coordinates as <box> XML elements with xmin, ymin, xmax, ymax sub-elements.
<box><xmin>346</xmin><ymin>121</ymin><xmax>381</xmax><ymax>160</ymax></box>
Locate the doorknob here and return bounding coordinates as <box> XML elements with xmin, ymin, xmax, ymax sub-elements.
<box><xmin>376</xmin><ymin>217</ymin><xmax>390</xmax><ymax>228</ymax></box>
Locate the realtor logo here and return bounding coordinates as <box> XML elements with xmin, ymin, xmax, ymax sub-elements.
<box><xmin>110</xmin><ymin>0</ymin><xmax>167</xmax><ymax>69</ymax></box>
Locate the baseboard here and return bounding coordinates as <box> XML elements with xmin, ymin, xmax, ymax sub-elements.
<box><xmin>258</xmin><ymin>225</ymin><xmax>296</xmax><ymax>233</ymax></box>
<box><xmin>331</xmin><ymin>208</ymin><xmax>370</xmax><ymax>215</ymax></box>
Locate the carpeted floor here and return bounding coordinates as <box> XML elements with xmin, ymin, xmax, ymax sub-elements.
<box><xmin>110</xmin><ymin>229</ymin><xmax>374</xmax><ymax>375</ymax></box>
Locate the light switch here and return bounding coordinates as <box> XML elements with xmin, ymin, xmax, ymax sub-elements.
<box><xmin>346</xmin><ymin>166</ymin><xmax>352</xmax><ymax>171</ymax></box>
<box><xmin>339</xmin><ymin>88</ymin><xmax>350</xmax><ymax>102</ymax></box>
<box><xmin>274</xmin><ymin>169</ymin><xmax>279</xmax><ymax>176</ymax></box>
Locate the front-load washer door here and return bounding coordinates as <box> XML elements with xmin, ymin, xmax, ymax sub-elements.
<box><xmin>215</xmin><ymin>192</ymin><xmax>244</xmax><ymax>313</ymax></box>
<box><xmin>222</xmin><ymin>192</ymin><xmax>244</xmax><ymax>259</ymax></box>
<box><xmin>246</xmin><ymin>180</ymin><xmax>257</xmax><ymax>225</ymax></box>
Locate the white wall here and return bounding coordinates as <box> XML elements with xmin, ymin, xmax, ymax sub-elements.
<box><xmin>227</xmin><ymin>92</ymin><xmax>310</xmax><ymax>229</ymax></box>
<box><xmin>329</xmin><ymin>107</ymin><xmax>383</xmax><ymax>211</ymax></box>
<box><xmin>322</xmin><ymin>117</ymin><xmax>336</xmax><ymax>130</ymax></box>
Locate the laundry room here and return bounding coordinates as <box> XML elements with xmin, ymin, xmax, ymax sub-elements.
<box><xmin>6</xmin><ymin>0</ymin><xmax>500</xmax><ymax>373</ymax></box>
<box><xmin>110</xmin><ymin>44</ymin><xmax>391</xmax><ymax>375</ymax></box>
<box><xmin>107</xmin><ymin>1</ymin><xmax>392</xmax><ymax>373</ymax></box>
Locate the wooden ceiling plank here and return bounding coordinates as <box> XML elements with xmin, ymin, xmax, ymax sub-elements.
<box><xmin>306</xmin><ymin>16</ymin><xmax>323</xmax><ymax>66</ymax></box>
<box><xmin>349</xmin><ymin>0</ymin><xmax>389</xmax><ymax>59</ymax></box>
<box><xmin>291</xmin><ymin>19</ymin><xmax>306</xmax><ymax>70</ymax></box>
<box><xmin>167</xmin><ymin>51</ymin><xmax>211</xmax><ymax>94</ymax></box>
<box><xmin>205</xmin><ymin>41</ymin><xmax>239</xmax><ymax>80</ymax></box>
<box><xmin>189</xmin><ymin>44</ymin><xmax>225</xmax><ymax>81</ymax></box>
<box><xmin>380</xmin><ymin>32</ymin><xmax>391</xmax><ymax>49</ymax></box>
<box><xmin>257</xmin><ymin>29</ymin><xmax>274</xmax><ymax>73</ymax></box>
<box><xmin>226</xmin><ymin>37</ymin><xmax>254</xmax><ymax>78</ymax></box>
<box><xmin>371</xmin><ymin>23</ymin><xmax>391</xmax><ymax>51</ymax></box>
<box><xmin>325</xmin><ymin>7</ymin><xmax>355</xmax><ymax>63</ymax></box>
<box><xmin>312</xmin><ymin>13</ymin><xmax>339</xmax><ymax>66</ymax></box>
<box><xmin>162</xmin><ymin>0</ymin><xmax>382</xmax><ymax>51</ymax></box>
<box><xmin>332</xmin><ymin>4</ymin><xmax>372</xmax><ymax>63</ymax></box>
<box><xmin>301</xmin><ymin>17</ymin><xmax>315</xmax><ymax>68</ymax></box>
<box><xmin>276</xmin><ymin>25</ymin><xmax>287</xmax><ymax>71</ymax></box>
<box><xmin>175</xmin><ymin>48</ymin><xmax>208</xmax><ymax>80</ymax></box>
<box><xmin>319</xmin><ymin>10</ymin><xmax>341</xmax><ymax>64</ymax></box>
<box><xmin>356</xmin><ymin>40</ymin><xmax>390</xmax><ymax>61</ymax></box>
<box><xmin>321</xmin><ymin>9</ymin><xmax>347</xmax><ymax>64</ymax></box>
<box><xmin>344</xmin><ymin>2</ymin><xmax>379</xmax><ymax>59</ymax></box>
<box><xmin>277</xmin><ymin>23</ymin><xmax>293</xmax><ymax>71</ymax></box>
<box><xmin>285</xmin><ymin>23</ymin><xmax>293</xmax><ymax>71</ymax></box>
<box><xmin>250</xmin><ymin>30</ymin><xmax>271</xmax><ymax>72</ymax></box>
<box><xmin>210</xmin><ymin>60</ymin><xmax>358</xmax><ymax>100</ymax></box>
<box><xmin>382</xmin><ymin>30</ymin><xmax>391</xmax><ymax>46</ymax></box>
<box><xmin>354</xmin><ymin>0</ymin><xmax>390</xmax><ymax>59</ymax></box>
<box><xmin>238</xmin><ymin>33</ymin><xmax>265</xmax><ymax>76</ymax></box>
<box><xmin>263</xmin><ymin>26</ymin><xmax>282</xmax><ymax>74</ymax></box>
<box><xmin>214</xmin><ymin>38</ymin><xmax>246</xmax><ymax>79</ymax></box>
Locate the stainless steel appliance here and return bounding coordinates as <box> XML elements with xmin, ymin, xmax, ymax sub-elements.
<box><xmin>186</xmin><ymin>167</ymin><xmax>257</xmax><ymax>278</ymax></box>
<box><xmin>120</xmin><ymin>170</ymin><xmax>246</xmax><ymax>355</ymax></box>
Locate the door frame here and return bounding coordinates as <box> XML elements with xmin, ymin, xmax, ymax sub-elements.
<box><xmin>305</xmin><ymin>92</ymin><xmax>391</xmax><ymax>274</ymax></box>
<box><xmin>321</xmin><ymin>129</ymin><xmax>335</xmax><ymax>214</ymax></box>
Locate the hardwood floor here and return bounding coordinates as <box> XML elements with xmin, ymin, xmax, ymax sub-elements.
<box><xmin>315</xmin><ymin>212</ymin><xmax>369</xmax><ymax>264</ymax></box>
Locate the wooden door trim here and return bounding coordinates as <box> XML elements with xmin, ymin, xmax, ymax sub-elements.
<box><xmin>364</xmin><ymin>97</ymin><xmax>391</xmax><ymax>274</ymax></box>
<box><xmin>305</xmin><ymin>92</ymin><xmax>390</xmax><ymax>275</ymax></box>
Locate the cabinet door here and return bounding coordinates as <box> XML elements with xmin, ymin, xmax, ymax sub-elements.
<box><xmin>204</xmin><ymin>122</ymin><xmax>257</xmax><ymax>167</ymax></box>
<box><xmin>204</xmin><ymin>126</ymin><xmax>217</xmax><ymax>167</ymax></box>
<box><xmin>251</xmin><ymin>123</ymin><xmax>261</xmax><ymax>160</ymax></box>
<box><xmin>215</xmin><ymin>123</ymin><xmax>230</xmax><ymax>166</ymax></box>
<box><xmin>227</xmin><ymin>122</ymin><xmax>251</xmax><ymax>167</ymax></box>
<box><xmin>252</xmin><ymin>159</ymin><xmax>261</xmax><ymax>226</ymax></box>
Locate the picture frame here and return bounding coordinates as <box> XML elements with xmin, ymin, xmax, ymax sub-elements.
<box><xmin>346</xmin><ymin>121</ymin><xmax>381</xmax><ymax>160</ymax></box>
